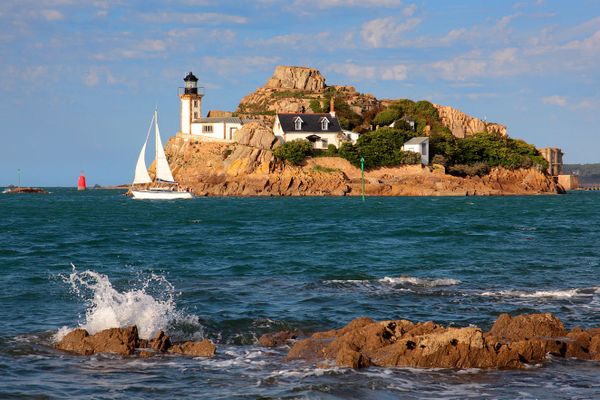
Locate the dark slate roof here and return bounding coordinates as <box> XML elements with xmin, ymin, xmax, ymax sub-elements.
<box><xmin>277</xmin><ymin>113</ymin><xmax>342</xmax><ymax>133</ymax></box>
<box><xmin>404</xmin><ymin>137</ymin><xmax>429</xmax><ymax>145</ymax></box>
<box><xmin>184</xmin><ymin>71</ymin><xmax>198</xmax><ymax>82</ymax></box>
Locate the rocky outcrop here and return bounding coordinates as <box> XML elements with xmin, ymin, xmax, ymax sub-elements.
<box><xmin>4</xmin><ymin>187</ymin><xmax>48</xmax><ymax>194</ymax></box>
<box><xmin>56</xmin><ymin>326</ymin><xmax>139</xmax><ymax>356</ymax></box>
<box><xmin>237</xmin><ymin>66</ymin><xmax>379</xmax><ymax>122</ymax></box>
<box><xmin>165</xmin><ymin>135</ymin><xmax>559</xmax><ymax>197</ymax></box>
<box><xmin>433</xmin><ymin>104</ymin><xmax>508</xmax><ymax>138</ymax></box>
<box><xmin>286</xmin><ymin>314</ymin><xmax>600</xmax><ymax>369</ymax></box>
<box><xmin>265</xmin><ymin>66</ymin><xmax>326</xmax><ymax>91</ymax></box>
<box><xmin>169</xmin><ymin>340</ymin><xmax>216</xmax><ymax>357</ymax></box>
<box><xmin>258</xmin><ymin>330</ymin><xmax>299</xmax><ymax>348</ymax></box>
<box><xmin>55</xmin><ymin>326</ymin><xmax>216</xmax><ymax>358</ymax></box>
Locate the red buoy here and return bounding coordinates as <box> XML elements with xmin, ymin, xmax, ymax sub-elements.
<box><xmin>78</xmin><ymin>173</ymin><xmax>87</xmax><ymax>191</ymax></box>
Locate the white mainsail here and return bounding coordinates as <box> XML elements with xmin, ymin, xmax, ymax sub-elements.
<box><xmin>154</xmin><ymin>111</ymin><xmax>175</xmax><ymax>183</ymax></box>
<box><xmin>132</xmin><ymin>113</ymin><xmax>154</xmax><ymax>184</ymax></box>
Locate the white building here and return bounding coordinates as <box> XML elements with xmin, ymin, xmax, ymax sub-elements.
<box><xmin>342</xmin><ymin>129</ymin><xmax>361</xmax><ymax>144</ymax></box>
<box><xmin>403</xmin><ymin>137</ymin><xmax>429</xmax><ymax>165</ymax></box>
<box><xmin>178</xmin><ymin>71</ymin><xmax>244</xmax><ymax>142</ymax></box>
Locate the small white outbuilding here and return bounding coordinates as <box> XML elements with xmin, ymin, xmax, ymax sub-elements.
<box><xmin>402</xmin><ymin>137</ymin><xmax>429</xmax><ymax>165</ymax></box>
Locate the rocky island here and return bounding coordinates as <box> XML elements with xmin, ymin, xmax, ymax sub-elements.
<box><xmin>160</xmin><ymin>66</ymin><xmax>562</xmax><ymax>197</ymax></box>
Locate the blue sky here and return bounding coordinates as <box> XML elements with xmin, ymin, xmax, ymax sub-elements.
<box><xmin>1</xmin><ymin>0</ymin><xmax>599</xmax><ymax>186</ymax></box>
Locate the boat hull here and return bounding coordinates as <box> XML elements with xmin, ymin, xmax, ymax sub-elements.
<box><xmin>131</xmin><ymin>190</ymin><xmax>193</xmax><ymax>200</ymax></box>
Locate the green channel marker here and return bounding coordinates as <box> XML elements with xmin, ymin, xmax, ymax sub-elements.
<box><xmin>360</xmin><ymin>156</ymin><xmax>365</xmax><ymax>201</ymax></box>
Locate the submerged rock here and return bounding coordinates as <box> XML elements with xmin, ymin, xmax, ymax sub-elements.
<box><xmin>55</xmin><ymin>326</ymin><xmax>215</xmax><ymax>358</ymax></box>
<box><xmin>169</xmin><ymin>339</ymin><xmax>216</xmax><ymax>357</ymax></box>
<box><xmin>287</xmin><ymin>313</ymin><xmax>600</xmax><ymax>369</ymax></box>
<box><xmin>258</xmin><ymin>330</ymin><xmax>298</xmax><ymax>348</ymax></box>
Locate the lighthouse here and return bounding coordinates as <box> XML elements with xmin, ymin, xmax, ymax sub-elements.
<box><xmin>179</xmin><ymin>72</ymin><xmax>203</xmax><ymax>135</ymax></box>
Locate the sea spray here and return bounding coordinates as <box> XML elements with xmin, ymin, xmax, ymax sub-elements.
<box><xmin>60</xmin><ymin>264</ymin><xmax>198</xmax><ymax>340</ymax></box>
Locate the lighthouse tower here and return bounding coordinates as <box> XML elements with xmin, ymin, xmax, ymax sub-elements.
<box><xmin>179</xmin><ymin>72</ymin><xmax>203</xmax><ymax>135</ymax></box>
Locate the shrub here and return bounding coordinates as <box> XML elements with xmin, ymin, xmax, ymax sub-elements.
<box><xmin>447</xmin><ymin>162</ymin><xmax>490</xmax><ymax>177</ymax></box>
<box><xmin>431</xmin><ymin>154</ymin><xmax>447</xmax><ymax>166</ymax></box>
<box><xmin>338</xmin><ymin>127</ymin><xmax>420</xmax><ymax>169</ymax></box>
<box><xmin>309</xmin><ymin>99</ymin><xmax>323</xmax><ymax>113</ymax></box>
<box><xmin>373</xmin><ymin>107</ymin><xmax>403</xmax><ymax>126</ymax></box>
<box><xmin>273</xmin><ymin>140</ymin><xmax>314</xmax><ymax>166</ymax></box>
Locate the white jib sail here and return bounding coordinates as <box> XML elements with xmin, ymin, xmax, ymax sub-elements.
<box><xmin>154</xmin><ymin>111</ymin><xmax>175</xmax><ymax>183</ymax></box>
<box><xmin>132</xmin><ymin>114</ymin><xmax>154</xmax><ymax>184</ymax></box>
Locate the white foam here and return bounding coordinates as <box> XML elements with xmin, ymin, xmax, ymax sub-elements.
<box><xmin>61</xmin><ymin>264</ymin><xmax>187</xmax><ymax>340</ymax></box>
<box><xmin>323</xmin><ymin>279</ymin><xmax>370</xmax><ymax>283</ymax></box>
<box><xmin>379</xmin><ymin>276</ymin><xmax>461</xmax><ymax>287</ymax></box>
<box><xmin>480</xmin><ymin>289</ymin><xmax>590</xmax><ymax>299</ymax></box>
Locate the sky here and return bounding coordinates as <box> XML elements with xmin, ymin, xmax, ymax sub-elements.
<box><xmin>1</xmin><ymin>0</ymin><xmax>599</xmax><ymax>186</ymax></box>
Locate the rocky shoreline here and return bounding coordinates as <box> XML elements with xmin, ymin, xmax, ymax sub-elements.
<box><xmin>164</xmin><ymin>123</ymin><xmax>561</xmax><ymax>197</ymax></box>
<box><xmin>55</xmin><ymin>313</ymin><xmax>600</xmax><ymax>370</ymax></box>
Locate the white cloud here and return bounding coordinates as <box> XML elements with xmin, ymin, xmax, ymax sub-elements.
<box><xmin>328</xmin><ymin>62</ymin><xmax>408</xmax><ymax>81</ymax></box>
<box><xmin>403</xmin><ymin>4</ymin><xmax>417</xmax><ymax>17</ymax></box>
<box><xmin>201</xmin><ymin>56</ymin><xmax>280</xmax><ymax>76</ymax></box>
<box><xmin>361</xmin><ymin>16</ymin><xmax>421</xmax><ymax>48</ymax></box>
<box><xmin>432</xmin><ymin>48</ymin><xmax>524</xmax><ymax>81</ymax></box>
<box><xmin>84</xmin><ymin>68</ymin><xmax>100</xmax><ymax>86</ymax></box>
<box><xmin>41</xmin><ymin>9</ymin><xmax>64</xmax><ymax>20</ymax></box>
<box><xmin>83</xmin><ymin>67</ymin><xmax>122</xmax><ymax>87</ymax></box>
<box><xmin>138</xmin><ymin>12</ymin><xmax>247</xmax><ymax>25</ymax></box>
<box><xmin>251</xmin><ymin>32</ymin><xmax>332</xmax><ymax>47</ymax></box>
<box><xmin>292</xmin><ymin>0</ymin><xmax>402</xmax><ymax>8</ymax></box>
<box><xmin>541</xmin><ymin>95</ymin><xmax>567</xmax><ymax>107</ymax></box>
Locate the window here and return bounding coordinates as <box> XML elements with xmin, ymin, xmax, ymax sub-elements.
<box><xmin>321</xmin><ymin>139</ymin><xmax>328</xmax><ymax>148</ymax></box>
<box><xmin>193</xmin><ymin>100</ymin><xmax>198</xmax><ymax>107</ymax></box>
<box><xmin>321</xmin><ymin>118</ymin><xmax>329</xmax><ymax>131</ymax></box>
<box><xmin>294</xmin><ymin>117</ymin><xmax>303</xmax><ymax>130</ymax></box>
<box><xmin>193</xmin><ymin>112</ymin><xmax>198</xmax><ymax>119</ymax></box>
<box><xmin>203</xmin><ymin>125</ymin><xmax>213</xmax><ymax>133</ymax></box>
<box><xmin>421</xmin><ymin>143</ymin><xmax>427</xmax><ymax>156</ymax></box>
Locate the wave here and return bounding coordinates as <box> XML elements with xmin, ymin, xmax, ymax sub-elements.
<box><xmin>56</xmin><ymin>264</ymin><xmax>199</xmax><ymax>341</ymax></box>
<box><xmin>379</xmin><ymin>276</ymin><xmax>462</xmax><ymax>287</ymax></box>
<box><xmin>480</xmin><ymin>288</ymin><xmax>596</xmax><ymax>299</ymax></box>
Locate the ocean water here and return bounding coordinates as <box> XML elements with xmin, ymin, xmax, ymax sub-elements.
<box><xmin>0</xmin><ymin>189</ymin><xmax>599</xmax><ymax>399</ymax></box>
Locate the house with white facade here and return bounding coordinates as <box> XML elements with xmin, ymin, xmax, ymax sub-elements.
<box><xmin>403</xmin><ymin>137</ymin><xmax>429</xmax><ymax>165</ymax></box>
<box><xmin>178</xmin><ymin>71</ymin><xmax>245</xmax><ymax>142</ymax></box>
<box><xmin>273</xmin><ymin>113</ymin><xmax>346</xmax><ymax>149</ymax></box>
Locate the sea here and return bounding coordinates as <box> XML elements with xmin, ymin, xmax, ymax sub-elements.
<box><xmin>0</xmin><ymin>189</ymin><xmax>599</xmax><ymax>399</ymax></box>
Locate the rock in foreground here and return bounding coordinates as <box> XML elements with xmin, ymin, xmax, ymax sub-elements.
<box><xmin>287</xmin><ymin>313</ymin><xmax>600</xmax><ymax>369</ymax></box>
<box><xmin>56</xmin><ymin>326</ymin><xmax>215</xmax><ymax>358</ymax></box>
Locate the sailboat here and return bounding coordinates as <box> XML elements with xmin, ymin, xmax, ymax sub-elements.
<box><xmin>131</xmin><ymin>110</ymin><xmax>193</xmax><ymax>200</ymax></box>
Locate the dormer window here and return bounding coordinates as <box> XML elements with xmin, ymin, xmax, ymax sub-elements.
<box><xmin>294</xmin><ymin>116</ymin><xmax>303</xmax><ymax>130</ymax></box>
<box><xmin>320</xmin><ymin>117</ymin><xmax>330</xmax><ymax>131</ymax></box>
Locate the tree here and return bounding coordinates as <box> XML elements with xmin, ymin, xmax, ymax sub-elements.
<box><xmin>339</xmin><ymin>127</ymin><xmax>419</xmax><ymax>169</ymax></box>
<box><xmin>373</xmin><ymin>107</ymin><xmax>403</xmax><ymax>126</ymax></box>
<box><xmin>273</xmin><ymin>140</ymin><xmax>314</xmax><ymax>166</ymax></box>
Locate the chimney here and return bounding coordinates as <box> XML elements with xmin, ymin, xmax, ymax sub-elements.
<box><xmin>329</xmin><ymin>97</ymin><xmax>335</xmax><ymax>117</ymax></box>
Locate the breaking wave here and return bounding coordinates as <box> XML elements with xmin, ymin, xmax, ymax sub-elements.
<box><xmin>56</xmin><ymin>264</ymin><xmax>198</xmax><ymax>341</ymax></box>
<box><xmin>480</xmin><ymin>288</ymin><xmax>597</xmax><ymax>299</ymax></box>
<box><xmin>379</xmin><ymin>276</ymin><xmax>462</xmax><ymax>287</ymax></box>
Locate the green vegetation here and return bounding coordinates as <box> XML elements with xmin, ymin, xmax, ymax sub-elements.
<box><xmin>272</xmin><ymin>90</ymin><xmax>309</xmax><ymax>99</ymax></box>
<box><xmin>273</xmin><ymin>139</ymin><xmax>314</xmax><ymax>166</ymax></box>
<box><xmin>372</xmin><ymin>99</ymin><xmax>450</xmax><ymax>136</ymax></box>
<box><xmin>310</xmin><ymin>88</ymin><xmax>363</xmax><ymax>130</ymax></box>
<box><xmin>429</xmin><ymin>131</ymin><xmax>548</xmax><ymax>176</ymax></box>
<box><xmin>338</xmin><ymin>127</ymin><xmax>421</xmax><ymax>169</ymax></box>
<box><xmin>312</xmin><ymin>164</ymin><xmax>339</xmax><ymax>173</ymax></box>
